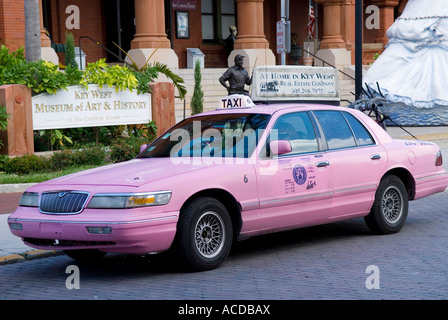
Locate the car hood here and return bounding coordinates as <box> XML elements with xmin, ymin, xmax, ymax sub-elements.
<box><xmin>42</xmin><ymin>158</ymin><xmax>204</xmax><ymax>188</ymax></box>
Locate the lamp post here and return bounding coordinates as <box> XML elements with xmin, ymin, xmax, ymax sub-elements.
<box><xmin>355</xmin><ymin>0</ymin><xmax>363</xmax><ymax>99</ymax></box>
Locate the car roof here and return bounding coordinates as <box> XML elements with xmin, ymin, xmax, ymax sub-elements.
<box><xmin>196</xmin><ymin>103</ymin><xmax>345</xmax><ymax>117</ymax></box>
<box><xmin>191</xmin><ymin>100</ymin><xmax>394</xmax><ymax>143</ymax></box>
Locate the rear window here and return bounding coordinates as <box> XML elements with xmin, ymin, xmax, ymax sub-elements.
<box><xmin>313</xmin><ymin>110</ymin><xmax>374</xmax><ymax>150</ymax></box>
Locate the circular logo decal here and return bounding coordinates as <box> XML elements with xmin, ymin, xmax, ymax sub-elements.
<box><xmin>293</xmin><ymin>164</ymin><xmax>307</xmax><ymax>185</ymax></box>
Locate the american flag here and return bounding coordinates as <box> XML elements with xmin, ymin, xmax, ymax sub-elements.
<box><xmin>307</xmin><ymin>0</ymin><xmax>316</xmax><ymax>39</ymax></box>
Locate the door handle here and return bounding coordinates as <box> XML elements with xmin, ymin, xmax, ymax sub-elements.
<box><xmin>316</xmin><ymin>161</ymin><xmax>330</xmax><ymax>167</ymax></box>
<box><xmin>370</xmin><ymin>154</ymin><xmax>382</xmax><ymax>160</ymax></box>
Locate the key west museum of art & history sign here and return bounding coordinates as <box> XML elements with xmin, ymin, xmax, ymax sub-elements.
<box><xmin>32</xmin><ymin>84</ymin><xmax>151</xmax><ymax>130</ymax></box>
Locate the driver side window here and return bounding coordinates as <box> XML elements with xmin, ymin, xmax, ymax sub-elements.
<box><xmin>271</xmin><ymin>112</ymin><xmax>318</xmax><ymax>156</ymax></box>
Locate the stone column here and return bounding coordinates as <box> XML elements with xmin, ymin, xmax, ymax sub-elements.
<box><xmin>314</xmin><ymin>0</ymin><xmax>351</xmax><ymax>71</ymax></box>
<box><xmin>316</xmin><ymin>0</ymin><xmax>346</xmax><ymax>49</ymax></box>
<box><xmin>341</xmin><ymin>0</ymin><xmax>355</xmax><ymax>51</ymax></box>
<box><xmin>372</xmin><ymin>0</ymin><xmax>400</xmax><ymax>45</ymax></box>
<box><xmin>39</xmin><ymin>0</ymin><xmax>58</xmax><ymax>65</ymax></box>
<box><xmin>228</xmin><ymin>0</ymin><xmax>275</xmax><ymax>68</ymax></box>
<box><xmin>126</xmin><ymin>0</ymin><xmax>178</xmax><ymax>69</ymax></box>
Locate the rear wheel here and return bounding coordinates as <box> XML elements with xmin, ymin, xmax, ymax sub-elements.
<box><xmin>174</xmin><ymin>197</ymin><xmax>233</xmax><ymax>271</ymax></box>
<box><xmin>365</xmin><ymin>175</ymin><xmax>408</xmax><ymax>234</ymax></box>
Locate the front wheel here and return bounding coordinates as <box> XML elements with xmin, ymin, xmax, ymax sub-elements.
<box><xmin>174</xmin><ymin>197</ymin><xmax>233</xmax><ymax>271</ymax></box>
<box><xmin>365</xmin><ymin>175</ymin><xmax>408</xmax><ymax>234</ymax></box>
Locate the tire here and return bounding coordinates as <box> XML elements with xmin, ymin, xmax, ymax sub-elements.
<box><xmin>174</xmin><ymin>197</ymin><xmax>233</xmax><ymax>271</ymax></box>
<box><xmin>364</xmin><ymin>175</ymin><xmax>408</xmax><ymax>234</ymax></box>
<box><xmin>64</xmin><ymin>249</ymin><xmax>107</xmax><ymax>261</ymax></box>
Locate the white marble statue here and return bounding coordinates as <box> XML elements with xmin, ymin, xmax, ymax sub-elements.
<box><xmin>362</xmin><ymin>0</ymin><xmax>448</xmax><ymax>125</ymax></box>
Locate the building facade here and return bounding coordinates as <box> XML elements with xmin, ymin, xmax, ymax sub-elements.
<box><xmin>1</xmin><ymin>0</ymin><xmax>408</xmax><ymax>69</ymax></box>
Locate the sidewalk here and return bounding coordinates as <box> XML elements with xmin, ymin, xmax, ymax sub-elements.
<box><xmin>1</xmin><ymin>125</ymin><xmax>448</xmax><ymax>264</ymax></box>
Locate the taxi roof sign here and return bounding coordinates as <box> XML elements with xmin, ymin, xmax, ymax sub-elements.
<box><xmin>218</xmin><ymin>94</ymin><xmax>256</xmax><ymax>109</ymax></box>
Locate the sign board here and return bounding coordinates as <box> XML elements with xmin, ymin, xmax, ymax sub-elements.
<box><xmin>32</xmin><ymin>85</ymin><xmax>151</xmax><ymax>130</ymax></box>
<box><xmin>251</xmin><ymin>66</ymin><xmax>340</xmax><ymax>104</ymax></box>
<box><xmin>172</xmin><ymin>0</ymin><xmax>196</xmax><ymax>10</ymax></box>
<box><xmin>276</xmin><ymin>21</ymin><xmax>285</xmax><ymax>54</ymax></box>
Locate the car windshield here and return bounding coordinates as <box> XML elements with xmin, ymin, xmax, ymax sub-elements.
<box><xmin>138</xmin><ymin>113</ymin><xmax>270</xmax><ymax>159</ymax></box>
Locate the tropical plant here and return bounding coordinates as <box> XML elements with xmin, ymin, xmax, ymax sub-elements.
<box><xmin>0</xmin><ymin>46</ymin><xmax>70</xmax><ymax>94</ymax></box>
<box><xmin>80</xmin><ymin>58</ymin><xmax>139</xmax><ymax>92</ymax></box>
<box><xmin>130</xmin><ymin>120</ymin><xmax>157</xmax><ymax>141</ymax></box>
<box><xmin>190</xmin><ymin>59</ymin><xmax>204</xmax><ymax>115</ymax></box>
<box><xmin>114</xmin><ymin>43</ymin><xmax>187</xmax><ymax>98</ymax></box>
<box><xmin>39</xmin><ymin>129</ymin><xmax>73</xmax><ymax>151</ymax></box>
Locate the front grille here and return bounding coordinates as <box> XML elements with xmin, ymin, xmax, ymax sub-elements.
<box><xmin>40</xmin><ymin>191</ymin><xmax>89</xmax><ymax>214</ymax></box>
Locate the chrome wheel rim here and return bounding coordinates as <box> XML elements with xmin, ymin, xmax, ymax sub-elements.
<box><xmin>382</xmin><ymin>186</ymin><xmax>403</xmax><ymax>224</ymax></box>
<box><xmin>195</xmin><ymin>211</ymin><xmax>225</xmax><ymax>259</ymax></box>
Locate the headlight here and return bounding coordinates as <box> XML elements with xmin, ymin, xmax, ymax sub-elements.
<box><xmin>87</xmin><ymin>191</ymin><xmax>172</xmax><ymax>209</ymax></box>
<box><xmin>19</xmin><ymin>192</ymin><xmax>39</xmax><ymax>207</ymax></box>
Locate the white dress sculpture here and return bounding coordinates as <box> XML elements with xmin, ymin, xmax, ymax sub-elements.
<box><xmin>362</xmin><ymin>0</ymin><xmax>448</xmax><ymax>125</ymax></box>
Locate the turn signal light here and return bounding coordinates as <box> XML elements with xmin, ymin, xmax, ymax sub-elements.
<box><xmin>86</xmin><ymin>226</ymin><xmax>112</xmax><ymax>234</ymax></box>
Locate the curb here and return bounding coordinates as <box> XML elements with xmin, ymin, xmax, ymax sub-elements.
<box><xmin>0</xmin><ymin>183</ymin><xmax>37</xmax><ymax>194</ymax></box>
<box><xmin>0</xmin><ymin>249</ymin><xmax>63</xmax><ymax>265</ymax></box>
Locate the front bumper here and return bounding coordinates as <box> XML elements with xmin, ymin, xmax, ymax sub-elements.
<box><xmin>8</xmin><ymin>206</ymin><xmax>179</xmax><ymax>254</ymax></box>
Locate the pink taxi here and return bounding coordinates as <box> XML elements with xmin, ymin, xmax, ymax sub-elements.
<box><xmin>8</xmin><ymin>95</ymin><xmax>448</xmax><ymax>271</ymax></box>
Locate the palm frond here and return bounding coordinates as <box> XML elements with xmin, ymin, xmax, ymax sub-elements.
<box><xmin>150</xmin><ymin>62</ymin><xmax>187</xmax><ymax>99</ymax></box>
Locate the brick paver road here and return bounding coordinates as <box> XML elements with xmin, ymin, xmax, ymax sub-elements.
<box><xmin>0</xmin><ymin>193</ymin><xmax>21</xmax><ymax>215</ymax></box>
<box><xmin>1</xmin><ymin>192</ymin><xmax>447</xmax><ymax>303</ymax></box>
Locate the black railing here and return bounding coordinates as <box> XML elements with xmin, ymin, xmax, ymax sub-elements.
<box><xmin>301</xmin><ymin>47</ymin><xmax>355</xmax><ymax>81</ymax></box>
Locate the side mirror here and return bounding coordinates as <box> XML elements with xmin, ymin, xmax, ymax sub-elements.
<box><xmin>269</xmin><ymin>140</ymin><xmax>292</xmax><ymax>156</ymax></box>
<box><xmin>139</xmin><ymin>144</ymin><xmax>148</xmax><ymax>154</ymax></box>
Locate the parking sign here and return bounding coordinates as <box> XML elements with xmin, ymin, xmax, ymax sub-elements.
<box><xmin>276</xmin><ymin>21</ymin><xmax>284</xmax><ymax>53</ymax></box>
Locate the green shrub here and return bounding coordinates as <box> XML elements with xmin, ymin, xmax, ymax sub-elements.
<box><xmin>0</xmin><ymin>105</ymin><xmax>10</xmax><ymax>148</ymax></box>
<box><xmin>48</xmin><ymin>149</ymin><xmax>75</xmax><ymax>171</ymax></box>
<box><xmin>190</xmin><ymin>59</ymin><xmax>204</xmax><ymax>115</ymax></box>
<box><xmin>4</xmin><ymin>154</ymin><xmax>48</xmax><ymax>175</ymax></box>
<box><xmin>0</xmin><ymin>155</ymin><xmax>9</xmax><ymax>171</ymax></box>
<box><xmin>72</xmin><ymin>143</ymin><xmax>107</xmax><ymax>166</ymax></box>
<box><xmin>64</xmin><ymin>32</ymin><xmax>78</xmax><ymax>69</ymax></box>
<box><xmin>109</xmin><ymin>136</ymin><xmax>148</xmax><ymax>163</ymax></box>
<box><xmin>48</xmin><ymin>144</ymin><xmax>107</xmax><ymax>170</ymax></box>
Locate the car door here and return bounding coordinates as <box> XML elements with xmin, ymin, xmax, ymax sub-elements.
<box><xmin>312</xmin><ymin>110</ymin><xmax>387</xmax><ymax>219</ymax></box>
<box><xmin>254</xmin><ymin>111</ymin><xmax>334</xmax><ymax>231</ymax></box>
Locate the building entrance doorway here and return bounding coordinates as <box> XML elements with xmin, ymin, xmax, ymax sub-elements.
<box><xmin>103</xmin><ymin>0</ymin><xmax>135</xmax><ymax>63</ymax></box>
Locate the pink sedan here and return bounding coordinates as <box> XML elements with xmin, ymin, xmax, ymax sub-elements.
<box><xmin>8</xmin><ymin>97</ymin><xmax>448</xmax><ymax>271</ymax></box>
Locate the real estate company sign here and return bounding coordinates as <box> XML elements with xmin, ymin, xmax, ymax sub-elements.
<box><xmin>251</xmin><ymin>66</ymin><xmax>340</xmax><ymax>104</ymax></box>
<box><xmin>32</xmin><ymin>85</ymin><xmax>151</xmax><ymax>130</ymax></box>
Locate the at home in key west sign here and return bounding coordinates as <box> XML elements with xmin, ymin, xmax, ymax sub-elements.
<box><xmin>251</xmin><ymin>66</ymin><xmax>340</xmax><ymax>104</ymax></box>
<box><xmin>32</xmin><ymin>84</ymin><xmax>151</xmax><ymax>130</ymax></box>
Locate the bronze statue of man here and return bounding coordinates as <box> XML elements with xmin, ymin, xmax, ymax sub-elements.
<box><xmin>219</xmin><ymin>54</ymin><xmax>252</xmax><ymax>95</ymax></box>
